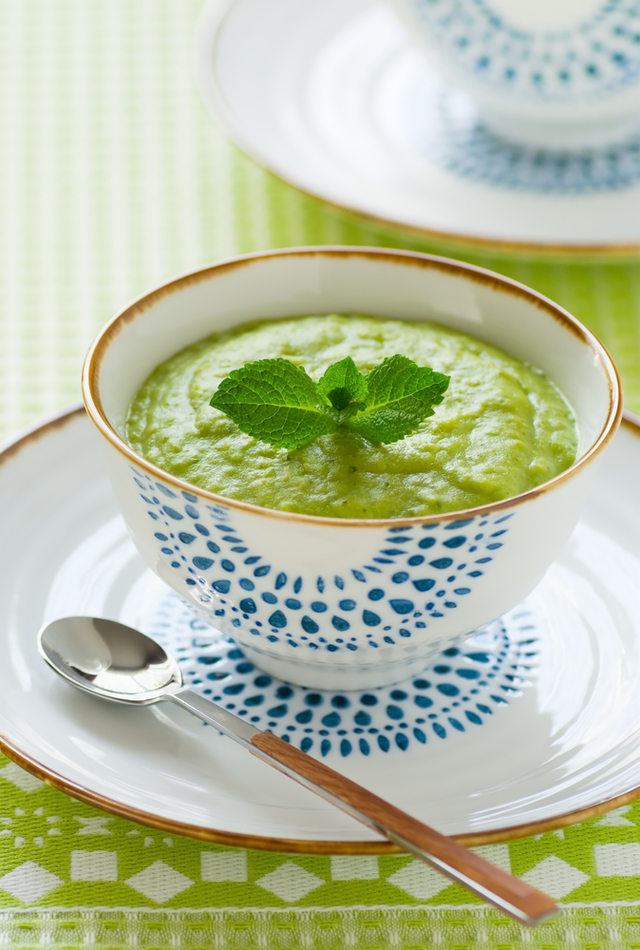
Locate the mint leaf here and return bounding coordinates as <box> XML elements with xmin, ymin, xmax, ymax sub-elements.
<box><xmin>317</xmin><ymin>357</ymin><xmax>368</xmax><ymax>415</ymax></box>
<box><xmin>209</xmin><ymin>353</ymin><xmax>450</xmax><ymax>450</ymax></box>
<box><xmin>346</xmin><ymin>354</ymin><xmax>450</xmax><ymax>444</ymax></box>
<box><xmin>210</xmin><ymin>358</ymin><xmax>338</xmax><ymax>450</ymax></box>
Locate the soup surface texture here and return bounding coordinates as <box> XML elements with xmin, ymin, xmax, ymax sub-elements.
<box><xmin>125</xmin><ymin>314</ymin><xmax>578</xmax><ymax>519</ymax></box>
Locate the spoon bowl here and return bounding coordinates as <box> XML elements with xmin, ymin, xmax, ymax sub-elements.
<box><xmin>38</xmin><ymin>617</ymin><xmax>182</xmax><ymax>701</ymax></box>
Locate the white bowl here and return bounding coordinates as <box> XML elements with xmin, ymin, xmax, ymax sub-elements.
<box><xmin>83</xmin><ymin>247</ymin><xmax>621</xmax><ymax>689</ymax></box>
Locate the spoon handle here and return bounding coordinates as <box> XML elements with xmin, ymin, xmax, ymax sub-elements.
<box><xmin>168</xmin><ymin>690</ymin><xmax>557</xmax><ymax>926</ymax></box>
<box><xmin>250</xmin><ymin>731</ymin><xmax>557</xmax><ymax>926</ymax></box>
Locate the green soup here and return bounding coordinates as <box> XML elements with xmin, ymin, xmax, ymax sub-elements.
<box><xmin>125</xmin><ymin>314</ymin><xmax>578</xmax><ymax>519</ymax></box>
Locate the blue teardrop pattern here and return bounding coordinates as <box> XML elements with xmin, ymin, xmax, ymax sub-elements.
<box><xmin>144</xmin><ymin>588</ymin><xmax>539</xmax><ymax>759</ymax></box>
<box><xmin>132</xmin><ymin>464</ymin><xmax>513</xmax><ymax>656</ymax></box>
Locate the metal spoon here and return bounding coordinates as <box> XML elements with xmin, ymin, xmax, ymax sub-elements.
<box><xmin>37</xmin><ymin>616</ymin><xmax>557</xmax><ymax>926</ymax></box>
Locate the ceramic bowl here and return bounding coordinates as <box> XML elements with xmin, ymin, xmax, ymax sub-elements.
<box><xmin>388</xmin><ymin>0</ymin><xmax>640</xmax><ymax>149</ymax></box>
<box><xmin>83</xmin><ymin>247</ymin><xmax>621</xmax><ymax>690</ymax></box>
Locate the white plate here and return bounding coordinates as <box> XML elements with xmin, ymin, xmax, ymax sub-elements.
<box><xmin>2</xmin><ymin>407</ymin><xmax>640</xmax><ymax>851</ymax></box>
<box><xmin>194</xmin><ymin>0</ymin><xmax>640</xmax><ymax>251</ymax></box>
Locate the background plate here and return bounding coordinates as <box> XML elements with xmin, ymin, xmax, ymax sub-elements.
<box><xmin>195</xmin><ymin>0</ymin><xmax>640</xmax><ymax>250</ymax></box>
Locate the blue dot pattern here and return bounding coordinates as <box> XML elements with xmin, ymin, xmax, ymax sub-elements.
<box><xmin>147</xmin><ymin>591</ymin><xmax>538</xmax><ymax>759</ymax></box>
<box><xmin>442</xmin><ymin>123</ymin><xmax>640</xmax><ymax>195</ymax></box>
<box><xmin>410</xmin><ymin>0</ymin><xmax>640</xmax><ymax>102</ymax></box>
<box><xmin>131</xmin><ymin>466</ymin><xmax>516</xmax><ymax>664</ymax></box>
<box><xmin>427</xmin><ymin>117</ymin><xmax>640</xmax><ymax>195</ymax></box>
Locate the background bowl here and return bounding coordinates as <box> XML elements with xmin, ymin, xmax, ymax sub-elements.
<box><xmin>388</xmin><ymin>0</ymin><xmax>640</xmax><ymax>149</ymax></box>
<box><xmin>83</xmin><ymin>247</ymin><xmax>621</xmax><ymax>689</ymax></box>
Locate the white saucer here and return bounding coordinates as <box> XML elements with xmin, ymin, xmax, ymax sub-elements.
<box><xmin>194</xmin><ymin>0</ymin><xmax>640</xmax><ymax>251</ymax></box>
<box><xmin>2</xmin><ymin>406</ymin><xmax>640</xmax><ymax>851</ymax></box>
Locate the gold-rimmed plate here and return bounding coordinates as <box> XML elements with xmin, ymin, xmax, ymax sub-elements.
<box><xmin>1</xmin><ymin>407</ymin><xmax>640</xmax><ymax>851</ymax></box>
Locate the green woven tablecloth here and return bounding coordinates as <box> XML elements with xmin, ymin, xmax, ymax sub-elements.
<box><xmin>1</xmin><ymin>1</ymin><xmax>639</xmax><ymax>946</ymax></box>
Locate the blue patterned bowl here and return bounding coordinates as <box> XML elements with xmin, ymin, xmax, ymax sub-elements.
<box><xmin>389</xmin><ymin>0</ymin><xmax>640</xmax><ymax>148</ymax></box>
<box><xmin>83</xmin><ymin>248</ymin><xmax>621</xmax><ymax>689</ymax></box>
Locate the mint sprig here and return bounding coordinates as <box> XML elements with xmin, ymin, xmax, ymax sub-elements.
<box><xmin>210</xmin><ymin>354</ymin><xmax>449</xmax><ymax>449</ymax></box>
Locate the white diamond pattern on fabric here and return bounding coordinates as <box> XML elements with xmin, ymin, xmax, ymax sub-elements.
<box><xmin>125</xmin><ymin>861</ymin><xmax>194</xmax><ymax>903</ymax></box>
<box><xmin>254</xmin><ymin>861</ymin><xmax>324</xmax><ymax>902</ymax></box>
<box><xmin>0</xmin><ymin>764</ymin><xmax>43</xmax><ymax>793</ymax></box>
<box><xmin>386</xmin><ymin>860</ymin><xmax>450</xmax><ymax>900</ymax></box>
<box><xmin>471</xmin><ymin>844</ymin><xmax>511</xmax><ymax>873</ymax></box>
<box><xmin>594</xmin><ymin>843</ymin><xmax>640</xmax><ymax>877</ymax></box>
<box><xmin>521</xmin><ymin>855</ymin><xmax>589</xmax><ymax>898</ymax></box>
<box><xmin>0</xmin><ymin>862</ymin><xmax>63</xmax><ymax>902</ymax></box>
<box><xmin>73</xmin><ymin>817</ymin><xmax>114</xmax><ymax>835</ymax></box>
<box><xmin>594</xmin><ymin>806</ymin><xmax>635</xmax><ymax>827</ymax></box>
